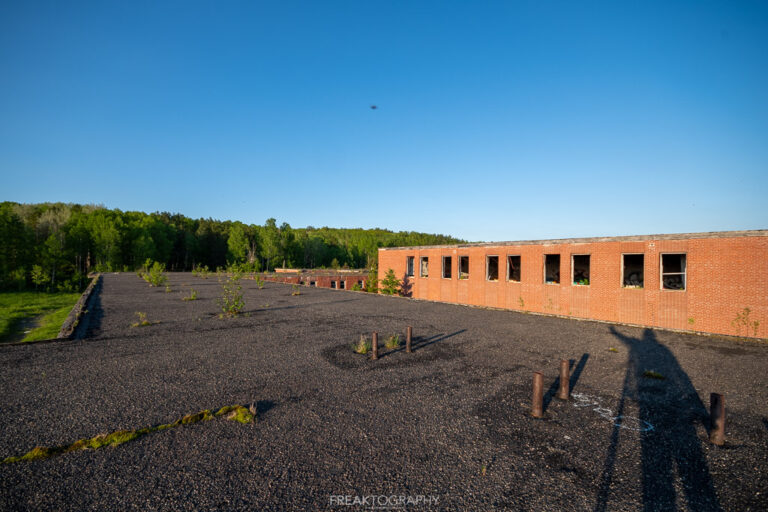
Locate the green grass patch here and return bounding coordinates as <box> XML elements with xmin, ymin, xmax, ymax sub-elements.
<box><xmin>642</xmin><ymin>370</ymin><xmax>666</xmax><ymax>380</ymax></box>
<box><xmin>352</xmin><ymin>335</ymin><xmax>372</xmax><ymax>355</ymax></box>
<box><xmin>0</xmin><ymin>292</ymin><xmax>81</xmax><ymax>343</ymax></box>
<box><xmin>384</xmin><ymin>334</ymin><xmax>401</xmax><ymax>350</ymax></box>
<box><xmin>2</xmin><ymin>404</ymin><xmax>255</xmax><ymax>464</ymax></box>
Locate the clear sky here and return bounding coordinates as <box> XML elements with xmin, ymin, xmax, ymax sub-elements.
<box><xmin>1</xmin><ymin>1</ymin><xmax>766</xmax><ymax>242</ymax></box>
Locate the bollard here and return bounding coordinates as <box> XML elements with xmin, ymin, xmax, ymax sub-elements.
<box><xmin>406</xmin><ymin>326</ymin><xmax>413</xmax><ymax>353</ymax></box>
<box><xmin>371</xmin><ymin>332</ymin><xmax>379</xmax><ymax>360</ymax></box>
<box><xmin>709</xmin><ymin>393</ymin><xmax>725</xmax><ymax>446</ymax></box>
<box><xmin>531</xmin><ymin>372</ymin><xmax>544</xmax><ymax>418</ymax></box>
<box><xmin>557</xmin><ymin>359</ymin><xmax>570</xmax><ymax>400</ymax></box>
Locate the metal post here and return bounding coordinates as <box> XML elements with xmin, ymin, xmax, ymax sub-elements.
<box><xmin>371</xmin><ymin>332</ymin><xmax>378</xmax><ymax>360</ymax></box>
<box><xmin>531</xmin><ymin>372</ymin><xmax>544</xmax><ymax>418</ymax></box>
<box><xmin>406</xmin><ymin>326</ymin><xmax>412</xmax><ymax>353</ymax></box>
<box><xmin>557</xmin><ymin>360</ymin><xmax>570</xmax><ymax>400</ymax></box>
<box><xmin>709</xmin><ymin>393</ymin><xmax>725</xmax><ymax>446</ymax></box>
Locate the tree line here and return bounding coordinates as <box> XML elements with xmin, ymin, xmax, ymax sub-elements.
<box><xmin>0</xmin><ymin>202</ymin><xmax>463</xmax><ymax>291</ymax></box>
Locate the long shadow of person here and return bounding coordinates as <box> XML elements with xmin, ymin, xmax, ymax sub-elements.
<box><xmin>595</xmin><ymin>327</ymin><xmax>721</xmax><ymax>511</ymax></box>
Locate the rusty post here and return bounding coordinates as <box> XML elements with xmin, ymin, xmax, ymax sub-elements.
<box><xmin>709</xmin><ymin>393</ymin><xmax>725</xmax><ymax>446</ymax></box>
<box><xmin>557</xmin><ymin>359</ymin><xmax>570</xmax><ymax>400</ymax></box>
<box><xmin>406</xmin><ymin>326</ymin><xmax>413</xmax><ymax>353</ymax></box>
<box><xmin>371</xmin><ymin>332</ymin><xmax>378</xmax><ymax>360</ymax></box>
<box><xmin>531</xmin><ymin>372</ymin><xmax>544</xmax><ymax>418</ymax></box>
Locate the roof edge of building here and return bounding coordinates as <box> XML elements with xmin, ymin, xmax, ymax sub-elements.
<box><xmin>378</xmin><ymin>229</ymin><xmax>768</xmax><ymax>251</ymax></box>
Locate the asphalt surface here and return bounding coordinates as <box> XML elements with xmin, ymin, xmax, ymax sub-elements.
<box><xmin>1</xmin><ymin>272</ymin><xmax>766</xmax><ymax>511</ymax></box>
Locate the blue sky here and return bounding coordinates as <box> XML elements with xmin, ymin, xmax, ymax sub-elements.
<box><xmin>1</xmin><ymin>1</ymin><xmax>766</xmax><ymax>242</ymax></box>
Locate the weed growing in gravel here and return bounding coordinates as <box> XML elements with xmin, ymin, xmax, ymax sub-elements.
<box><xmin>608</xmin><ymin>347</ymin><xmax>618</xmax><ymax>353</ymax></box>
<box><xmin>218</xmin><ymin>271</ymin><xmax>245</xmax><ymax>317</ymax></box>
<box><xmin>182</xmin><ymin>289</ymin><xmax>198</xmax><ymax>301</ymax></box>
<box><xmin>130</xmin><ymin>311</ymin><xmax>152</xmax><ymax>328</ymax></box>
<box><xmin>254</xmin><ymin>274</ymin><xmax>265</xmax><ymax>289</ymax></box>
<box><xmin>139</xmin><ymin>259</ymin><xmax>168</xmax><ymax>287</ymax></box>
<box><xmin>291</xmin><ymin>284</ymin><xmax>301</xmax><ymax>296</ymax></box>
<box><xmin>165</xmin><ymin>285</ymin><xmax>172</xmax><ymax>293</ymax></box>
<box><xmin>2</xmin><ymin>404</ymin><xmax>255</xmax><ymax>464</ymax></box>
<box><xmin>353</xmin><ymin>335</ymin><xmax>372</xmax><ymax>354</ymax></box>
<box><xmin>385</xmin><ymin>334</ymin><xmax>401</xmax><ymax>349</ymax></box>
<box><xmin>642</xmin><ymin>370</ymin><xmax>665</xmax><ymax>380</ymax></box>
<box><xmin>192</xmin><ymin>264</ymin><xmax>210</xmax><ymax>279</ymax></box>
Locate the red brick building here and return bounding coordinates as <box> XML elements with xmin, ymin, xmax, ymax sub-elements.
<box><xmin>260</xmin><ymin>269</ymin><xmax>367</xmax><ymax>291</ymax></box>
<box><xmin>378</xmin><ymin>230</ymin><xmax>767</xmax><ymax>339</ymax></box>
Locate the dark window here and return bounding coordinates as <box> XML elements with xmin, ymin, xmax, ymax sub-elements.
<box><xmin>420</xmin><ymin>257</ymin><xmax>429</xmax><ymax>278</ymax></box>
<box><xmin>310</xmin><ymin>281</ymin><xmax>316</xmax><ymax>287</ymax></box>
<box><xmin>661</xmin><ymin>254</ymin><xmax>686</xmax><ymax>290</ymax></box>
<box><xmin>623</xmin><ymin>254</ymin><xmax>644</xmax><ymax>288</ymax></box>
<box><xmin>330</xmin><ymin>281</ymin><xmax>337</xmax><ymax>289</ymax></box>
<box><xmin>442</xmin><ymin>256</ymin><xmax>452</xmax><ymax>279</ymax></box>
<box><xmin>406</xmin><ymin>256</ymin><xmax>415</xmax><ymax>277</ymax></box>
<box><xmin>507</xmin><ymin>255</ymin><xmax>521</xmax><ymax>282</ymax></box>
<box><xmin>459</xmin><ymin>256</ymin><xmax>469</xmax><ymax>279</ymax></box>
<box><xmin>545</xmin><ymin>254</ymin><xmax>560</xmax><ymax>284</ymax></box>
<box><xmin>487</xmin><ymin>256</ymin><xmax>499</xmax><ymax>281</ymax></box>
<box><xmin>572</xmin><ymin>255</ymin><xmax>590</xmax><ymax>286</ymax></box>
<box><xmin>340</xmin><ymin>280</ymin><xmax>345</xmax><ymax>289</ymax></box>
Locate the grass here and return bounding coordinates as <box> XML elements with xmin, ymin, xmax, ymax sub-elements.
<box><xmin>182</xmin><ymin>289</ymin><xmax>198</xmax><ymax>301</ymax></box>
<box><xmin>642</xmin><ymin>370</ymin><xmax>666</xmax><ymax>380</ymax></box>
<box><xmin>352</xmin><ymin>335</ymin><xmax>372</xmax><ymax>354</ymax></box>
<box><xmin>2</xmin><ymin>404</ymin><xmax>256</xmax><ymax>464</ymax></box>
<box><xmin>130</xmin><ymin>312</ymin><xmax>152</xmax><ymax>328</ymax></box>
<box><xmin>385</xmin><ymin>334</ymin><xmax>401</xmax><ymax>349</ymax></box>
<box><xmin>0</xmin><ymin>291</ymin><xmax>81</xmax><ymax>343</ymax></box>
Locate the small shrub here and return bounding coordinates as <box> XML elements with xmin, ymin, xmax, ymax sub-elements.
<box><xmin>218</xmin><ymin>271</ymin><xmax>244</xmax><ymax>317</ymax></box>
<box><xmin>642</xmin><ymin>370</ymin><xmax>665</xmax><ymax>380</ymax></box>
<box><xmin>291</xmin><ymin>284</ymin><xmax>301</xmax><ymax>296</ymax></box>
<box><xmin>254</xmin><ymin>274</ymin><xmax>265</xmax><ymax>289</ymax></box>
<box><xmin>365</xmin><ymin>266</ymin><xmax>379</xmax><ymax>293</ymax></box>
<box><xmin>182</xmin><ymin>289</ymin><xmax>198</xmax><ymax>301</ymax></box>
<box><xmin>385</xmin><ymin>334</ymin><xmax>401</xmax><ymax>349</ymax></box>
<box><xmin>380</xmin><ymin>269</ymin><xmax>400</xmax><ymax>295</ymax></box>
<box><xmin>139</xmin><ymin>260</ymin><xmax>168</xmax><ymax>287</ymax></box>
<box><xmin>31</xmin><ymin>265</ymin><xmax>49</xmax><ymax>290</ymax></box>
<box><xmin>731</xmin><ymin>307</ymin><xmax>760</xmax><ymax>337</ymax></box>
<box><xmin>352</xmin><ymin>335</ymin><xmax>372</xmax><ymax>354</ymax></box>
<box><xmin>131</xmin><ymin>312</ymin><xmax>152</xmax><ymax>328</ymax></box>
<box><xmin>351</xmin><ymin>282</ymin><xmax>362</xmax><ymax>292</ymax></box>
<box><xmin>192</xmin><ymin>264</ymin><xmax>210</xmax><ymax>279</ymax></box>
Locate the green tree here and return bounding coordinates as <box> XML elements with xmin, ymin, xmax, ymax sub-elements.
<box><xmin>380</xmin><ymin>268</ymin><xmax>401</xmax><ymax>295</ymax></box>
<box><xmin>365</xmin><ymin>265</ymin><xmax>379</xmax><ymax>293</ymax></box>
<box><xmin>31</xmin><ymin>265</ymin><xmax>49</xmax><ymax>290</ymax></box>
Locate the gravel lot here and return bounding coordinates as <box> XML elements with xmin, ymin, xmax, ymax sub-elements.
<box><xmin>1</xmin><ymin>272</ymin><xmax>766</xmax><ymax>511</ymax></box>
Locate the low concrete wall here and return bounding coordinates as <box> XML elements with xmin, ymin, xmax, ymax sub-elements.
<box><xmin>57</xmin><ymin>274</ymin><xmax>102</xmax><ymax>339</ymax></box>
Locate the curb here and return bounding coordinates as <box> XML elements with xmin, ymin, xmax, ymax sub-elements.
<box><xmin>58</xmin><ymin>274</ymin><xmax>102</xmax><ymax>339</ymax></box>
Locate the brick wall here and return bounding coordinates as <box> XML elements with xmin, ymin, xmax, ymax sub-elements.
<box><xmin>378</xmin><ymin>233</ymin><xmax>768</xmax><ymax>339</ymax></box>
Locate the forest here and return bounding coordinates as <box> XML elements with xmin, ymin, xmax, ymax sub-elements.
<box><xmin>0</xmin><ymin>202</ymin><xmax>463</xmax><ymax>292</ymax></box>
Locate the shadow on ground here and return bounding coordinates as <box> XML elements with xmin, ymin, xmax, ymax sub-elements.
<box><xmin>594</xmin><ymin>327</ymin><xmax>721</xmax><ymax>512</ymax></box>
